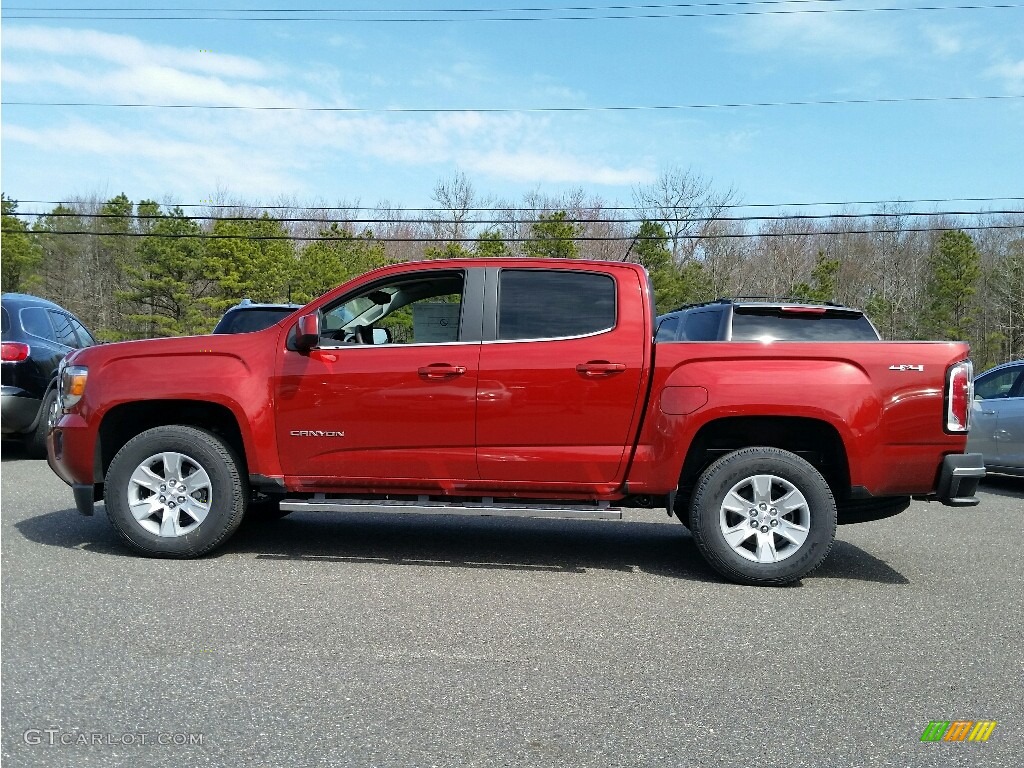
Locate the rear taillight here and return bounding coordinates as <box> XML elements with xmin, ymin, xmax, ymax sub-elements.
<box><xmin>946</xmin><ymin>360</ymin><xmax>973</xmax><ymax>433</ymax></box>
<box><xmin>1</xmin><ymin>342</ymin><xmax>30</xmax><ymax>362</ymax></box>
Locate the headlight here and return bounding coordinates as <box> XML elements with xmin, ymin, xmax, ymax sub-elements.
<box><xmin>60</xmin><ymin>364</ymin><xmax>89</xmax><ymax>410</ymax></box>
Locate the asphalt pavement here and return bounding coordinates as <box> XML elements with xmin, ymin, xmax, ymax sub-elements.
<box><xmin>2</xmin><ymin>445</ymin><xmax>1022</xmax><ymax>768</ymax></box>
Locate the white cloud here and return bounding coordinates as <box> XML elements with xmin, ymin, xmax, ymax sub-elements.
<box><xmin>3</xmin><ymin>26</ymin><xmax>269</xmax><ymax>79</ymax></box>
<box><xmin>464</xmin><ymin>150</ymin><xmax>654</xmax><ymax>186</ymax></box>
<box><xmin>986</xmin><ymin>59</ymin><xmax>1024</xmax><ymax>91</ymax></box>
<box><xmin>723</xmin><ymin>13</ymin><xmax>901</xmax><ymax>59</ymax></box>
<box><xmin>923</xmin><ymin>26</ymin><xmax>964</xmax><ymax>57</ymax></box>
<box><xmin>2</xmin><ymin>24</ymin><xmax>657</xmax><ymax>197</ymax></box>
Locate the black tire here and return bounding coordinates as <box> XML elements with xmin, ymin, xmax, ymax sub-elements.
<box><xmin>689</xmin><ymin>447</ymin><xmax>837</xmax><ymax>586</ymax></box>
<box><xmin>27</xmin><ymin>388</ymin><xmax>58</xmax><ymax>459</ymax></box>
<box><xmin>104</xmin><ymin>426</ymin><xmax>246</xmax><ymax>558</ymax></box>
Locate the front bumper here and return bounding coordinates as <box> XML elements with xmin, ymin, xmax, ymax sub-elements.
<box><xmin>934</xmin><ymin>453</ymin><xmax>986</xmax><ymax>506</ymax></box>
<box><xmin>47</xmin><ymin>413</ymin><xmax>102</xmax><ymax>515</ymax></box>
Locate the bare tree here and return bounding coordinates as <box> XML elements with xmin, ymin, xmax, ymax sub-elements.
<box><xmin>633</xmin><ymin>166</ymin><xmax>739</xmax><ymax>264</ymax></box>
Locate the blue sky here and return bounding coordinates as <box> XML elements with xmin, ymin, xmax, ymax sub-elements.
<box><xmin>2</xmin><ymin>1</ymin><xmax>1023</xmax><ymax>212</ymax></box>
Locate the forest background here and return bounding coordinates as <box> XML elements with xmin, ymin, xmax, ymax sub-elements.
<box><xmin>3</xmin><ymin>169</ymin><xmax>1022</xmax><ymax>369</ymax></box>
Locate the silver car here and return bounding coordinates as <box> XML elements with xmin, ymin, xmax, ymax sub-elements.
<box><xmin>968</xmin><ymin>360</ymin><xmax>1024</xmax><ymax>476</ymax></box>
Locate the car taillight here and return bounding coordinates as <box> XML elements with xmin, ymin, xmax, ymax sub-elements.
<box><xmin>946</xmin><ymin>360</ymin><xmax>973</xmax><ymax>433</ymax></box>
<box><xmin>1</xmin><ymin>342</ymin><xmax>31</xmax><ymax>362</ymax></box>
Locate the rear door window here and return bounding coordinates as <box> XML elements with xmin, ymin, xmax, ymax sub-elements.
<box><xmin>21</xmin><ymin>307</ymin><xmax>56</xmax><ymax>342</ymax></box>
<box><xmin>498</xmin><ymin>270</ymin><xmax>616</xmax><ymax>340</ymax></box>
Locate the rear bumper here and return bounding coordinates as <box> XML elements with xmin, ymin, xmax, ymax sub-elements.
<box><xmin>933</xmin><ymin>453</ymin><xmax>986</xmax><ymax>506</ymax></box>
<box><xmin>1</xmin><ymin>387</ymin><xmax>41</xmax><ymax>435</ymax></box>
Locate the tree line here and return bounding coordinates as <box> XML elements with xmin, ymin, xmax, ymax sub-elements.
<box><xmin>2</xmin><ymin>169</ymin><xmax>1022</xmax><ymax>369</ymax></box>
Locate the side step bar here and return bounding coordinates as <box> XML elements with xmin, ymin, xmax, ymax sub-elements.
<box><xmin>279</xmin><ymin>495</ymin><xmax>623</xmax><ymax>521</ymax></box>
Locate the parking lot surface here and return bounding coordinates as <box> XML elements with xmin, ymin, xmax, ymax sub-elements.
<box><xmin>2</xmin><ymin>448</ymin><xmax>1022</xmax><ymax>767</ymax></box>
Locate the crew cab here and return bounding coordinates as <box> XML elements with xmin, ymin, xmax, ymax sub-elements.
<box><xmin>47</xmin><ymin>259</ymin><xmax>984</xmax><ymax>585</ymax></box>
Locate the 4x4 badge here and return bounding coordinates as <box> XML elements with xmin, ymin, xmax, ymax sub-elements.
<box><xmin>889</xmin><ymin>364</ymin><xmax>924</xmax><ymax>372</ymax></box>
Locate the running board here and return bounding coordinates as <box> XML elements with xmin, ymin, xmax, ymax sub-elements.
<box><xmin>279</xmin><ymin>495</ymin><xmax>623</xmax><ymax>521</ymax></box>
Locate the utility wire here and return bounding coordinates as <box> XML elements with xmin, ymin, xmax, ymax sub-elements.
<box><xmin>0</xmin><ymin>1</ymin><xmax>888</xmax><ymax>12</ymax></box>
<box><xmin>7</xmin><ymin>224</ymin><xmax>1021</xmax><ymax>241</ymax></box>
<box><xmin>5</xmin><ymin>94</ymin><xmax>1023</xmax><ymax>113</ymax></box>
<box><xmin>10</xmin><ymin>209</ymin><xmax>1024</xmax><ymax>225</ymax></box>
<box><xmin>5</xmin><ymin>2</ymin><xmax>1022</xmax><ymax>20</ymax></box>
<box><xmin>12</xmin><ymin>196</ymin><xmax>1024</xmax><ymax>213</ymax></box>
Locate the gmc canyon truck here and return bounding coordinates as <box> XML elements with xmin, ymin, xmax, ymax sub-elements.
<box><xmin>47</xmin><ymin>259</ymin><xmax>985</xmax><ymax>586</ymax></box>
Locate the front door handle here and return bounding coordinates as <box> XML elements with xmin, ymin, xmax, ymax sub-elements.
<box><xmin>418</xmin><ymin>363</ymin><xmax>467</xmax><ymax>379</ymax></box>
<box><xmin>576</xmin><ymin>361</ymin><xmax>626</xmax><ymax>377</ymax></box>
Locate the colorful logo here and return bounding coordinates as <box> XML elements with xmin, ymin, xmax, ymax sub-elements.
<box><xmin>920</xmin><ymin>721</ymin><xmax>997</xmax><ymax>742</ymax></box>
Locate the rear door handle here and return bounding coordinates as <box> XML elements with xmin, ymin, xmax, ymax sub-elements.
<box><xmin>418</xmin><ymin>363</ymin><xmax>467</xmax><ymax>379</ymax></box>
<box><xmin>576</xmin><ymin>361</ymin><xmax>626</xmax><ymax>377</ymax></box>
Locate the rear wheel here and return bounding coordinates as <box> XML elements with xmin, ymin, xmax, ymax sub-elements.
<box><xmin>689</xmin><ymin>447</ymin><xmax>837</xmax><ymax>586</ymax></box>
<box><xmin>104</xmin><ymin>426</ymin><xmax>246</xmax><ymax>557</ymax></box>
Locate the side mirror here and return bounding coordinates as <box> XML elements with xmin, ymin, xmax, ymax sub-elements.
<box><xmin>294</xmin><ymin>313</ymin><xmax>321</xmax><ymax>352</ymax></box>
<box><xmin>372</xmin><ymin>328</ymin><xmax>392</xmax><ymax>345</ymax></box>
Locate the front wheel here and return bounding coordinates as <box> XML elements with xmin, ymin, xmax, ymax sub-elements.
<box><xmin>27</xmin><ymin>388</ymin><xmax>59</xmax><ymax>458</ymax></box>
<box><xmin>689</xmin><ymin>447</ymin><xmax>837</xmax><ymax>586</ymax></box>
<box><xmin>104</xmin><ymin>426</ymin><xmax>246</xmax><ymax>557</ymax></box>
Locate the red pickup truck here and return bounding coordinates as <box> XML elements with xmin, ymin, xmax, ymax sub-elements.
<box><xmin>48</xmin><ymin>259</ymin><xmax>984</xmax><ymax>585</ymax></box>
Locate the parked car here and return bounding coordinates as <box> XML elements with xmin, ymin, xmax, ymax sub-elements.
<box><xmin>48</xmin><ymin>259</ymin><xmax>981</xmax><ymax>586</ymax></box>
<box><xmin>656</xmin><ymin>298</ymin><xmax>881</xmax><ymax>342</ymax></box>
<box><xmin>968</xmin><ymin>360</ymin><xmax>1024</xmax><ymax>476</ymax></box>
<box><xmin>212</xmin><ymin>299</ymin><xmax>300</xmax><ymax>335</ymax></box>
<box><xmin>2</xmin><ymin>293</ymin><xmax>97</xmax><ymax>456</ymax></box>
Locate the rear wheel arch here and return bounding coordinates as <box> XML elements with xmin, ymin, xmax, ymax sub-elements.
<box><xmin>674</xmin><ymin>416</ymin><xmax>850</xmax><ymax>523</ymax></box>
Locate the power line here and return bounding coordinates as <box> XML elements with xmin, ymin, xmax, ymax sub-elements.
<box><xmin>7</xmin><ymin>223</ymin><xmax>1021</xmax><ymax>241</ymax></box>
<box><xmin>5</xmin><ymin>95</ymin><xmax>1023</xmax><ymax>113</ymax></box>
<box><xmin>5</xmin><ymin>1</ymin><xmax>1021</xmax><ymax>20</ymax></box>
<box><xmin>0</xmin><ymin>1</ymin><xmax>881</xmax><ymax>11</ymax></box>
<box><xmin>12</xmin><ymin>196</ymin><xmax>1024</xmax><ymax>213</ymax></box>
<box><xmin>11</xmin><ymin>209</ymin><xmax>1024</xmax><ymax>225</ymax></box>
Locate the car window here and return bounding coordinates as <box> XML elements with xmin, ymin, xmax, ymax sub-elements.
<box><xmin>69</xmin><ymin>317</ymin><xmax>96</xmax><ymax>347</ymax></box>
<box><xmin>975</xmin><ymin>368</ymin><xmax>1022</xmax><ymax>400</ymax></box>
<box><xmin>214</xmin><ymin>308</ymin><xmax>295</xmax><ymax>334</ymax></box>
<box><xmin>21</xmin><ymin>307</ymin><xmax>56</xmax><ymax>342</ymax></box>
<box><xmin>731</xmin><ymin>309</ymin><xmax>878</xmax><ymax>342</ymax></box>
<box><xmin>1</xmin><ymin>306</ymin><xmax>10</xmax><ymax>337</ymax></box>
<box><xmin>655</xmin><ymin>315</ymin><xmax>681</xmax><ymax>342</ymax></box>
<box><xmin>498</xmin><ymin>270</ymin><xmax>615</xmax><ymax>341</ymax></box>
<box><xmin>321</xmin><ymin>271</ymin><xmax>465</xmax><ymax>345</ymax></box>
<box><xmin>684</xmin><ymin>310</ymin><xmax>722</xmax><ymax>341</ymax></box>
<box><xmin>49</xmin><ymin>310</ymin><xmax>80</xmax><ymax>347</ymax></box>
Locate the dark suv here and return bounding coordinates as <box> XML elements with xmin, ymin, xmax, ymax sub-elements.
<box><xmin>212</xmin><ymin>299</ymin><xmax>301</xmax><ymax>335</ymax></box>
<box><xmin>655</xmin><ymin>298</ymin><xmax>880</xmax><ymax>343</ymax></box>
<box><xmin>2</xmin><ymin>293</ymin><xmax>97</xmax><ymax>456</ymax></box>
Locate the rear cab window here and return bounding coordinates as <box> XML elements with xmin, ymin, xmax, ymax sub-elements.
<box><xmin>498</xmin><ymin>270</ymin><xmax>616</xmax><ymax>340</ymax></box>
